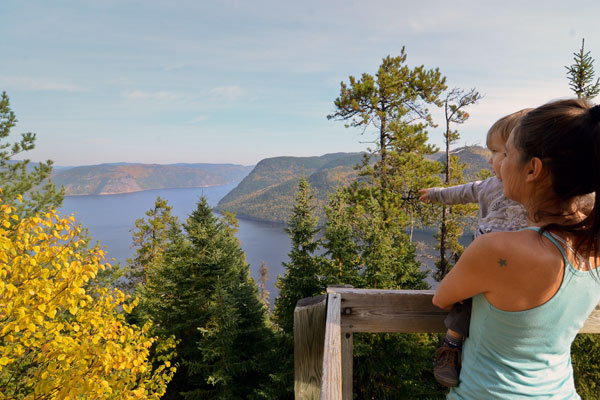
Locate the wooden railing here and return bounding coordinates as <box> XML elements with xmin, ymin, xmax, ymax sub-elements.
<box><xmin>293</xmin><ymin>286</ymin><xmax>600</xmax><ymax>400</ymax></box>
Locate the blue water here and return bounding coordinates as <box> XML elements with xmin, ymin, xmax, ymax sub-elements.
<box><xmin>59</xmin><ymin>183</ymin><xmax>290</xmax><ymax>307</ymax></box>
<box><xmin>59</xmin><ymin>184</ymin><xmax>451</xmax><ymax>307</ymax></box>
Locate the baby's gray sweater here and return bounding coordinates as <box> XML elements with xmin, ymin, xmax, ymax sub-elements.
<box><xmin>427</xmin><ymin>176</ymin><xmax>527</xmax><ymax>237</ymax></box>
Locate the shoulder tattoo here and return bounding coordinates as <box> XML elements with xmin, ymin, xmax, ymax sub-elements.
<box><xmin>498</xmin><ymin>258</ymin><xmax>507</xmax><ymax>268</ymax></box>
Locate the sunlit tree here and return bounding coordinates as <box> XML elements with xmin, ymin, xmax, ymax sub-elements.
<box><xmin>0</xmin><ymin>199</ymin><xmax>175</xmax><ymax>399</ymax></box>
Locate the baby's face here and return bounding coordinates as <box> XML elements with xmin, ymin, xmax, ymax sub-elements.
<box><xmin>488</xmin><ymin>133</ymin><xmax>506</xmax><ymax>179</ymax></box>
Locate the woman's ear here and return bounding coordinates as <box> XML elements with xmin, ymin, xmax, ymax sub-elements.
<box><xmin>525</xmin><ymin>157</ymin><xmax>546</xmax><ymax>182</ymax></box>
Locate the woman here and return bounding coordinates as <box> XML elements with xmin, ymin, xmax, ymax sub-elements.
<box><xmin>433</xmin><ymin>99</ymin><xmax>600</xmax><ymax>399</ymax></box>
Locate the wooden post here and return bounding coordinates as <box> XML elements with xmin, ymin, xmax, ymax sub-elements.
<box><xmin>341</xmin><ymin>332</ymin><xmax>353</xmax><ymax>399</ymax></box>
<box><xmin>294</xmin><ymin>294</ymin><xmax>327</xmax><ymax>400</ymax></box>
<box><xmin>328</xmin><ymin>284</ymin><xmax>354</xmax><ymax>399</ymax></box>
<box><xmin>320</xmin><ymin>293</ymin><xmax>342</xmax><ymax>400</ymax></box>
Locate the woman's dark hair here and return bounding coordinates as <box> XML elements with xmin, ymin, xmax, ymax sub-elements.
<box><xmin>513</xmin><ymin>99</ymin><xmax>600</xmax><ymax>261</ymax></box>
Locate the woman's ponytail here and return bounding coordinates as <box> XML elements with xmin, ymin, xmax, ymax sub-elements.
<box><xmin>515</xmin><ymin>99</ymin><xmax>600</xmax><ymax>267</ymax></box>
<box><xmin>586</xmin><ymin>104</ymin><xmax>600</xmax><ymax>262</ymax></box>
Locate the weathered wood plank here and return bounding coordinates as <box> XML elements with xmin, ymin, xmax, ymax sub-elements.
<box><xmin>294</xmin><ymin>294</ymin><xmax>327</xmax><ymax>400</ymax></box>
<box><xmin>335</xmin><ymin>289</ymin><xmax>447</xmax><ymax>333</ymax></box>
<box><xmin>330</xmin><ymin>288</ymin><xmax>600</xmax><ymax>334</ymax></box>
<box><xmin>321</xmin><ymin>293</ymin><xmax>342</xmax><ymax>400</ymax></box>
<box><xmin>341</xmin><ymin>332</ymin><xmax>353</xmax><ymax>400</ymax></box>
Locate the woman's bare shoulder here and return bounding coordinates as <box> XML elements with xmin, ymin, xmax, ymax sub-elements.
<box><xmin>462</xmin><ymin>230</ymin><xmax>558</xmax><ymax>274</ymax></box>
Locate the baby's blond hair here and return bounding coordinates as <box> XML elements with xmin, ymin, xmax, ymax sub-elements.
<box><xmin>486</xmin><ymin>108</ymin><xmax>533</xmax><ymax>147</ymax></box>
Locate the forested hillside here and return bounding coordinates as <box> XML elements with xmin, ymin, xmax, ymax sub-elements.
<box><xmin>216</xmin><ymin>147</ymin><xmax>490</xmax><ymax>224</ymax></box>
<box><xmin>215</xmin><ymin>153</ymin><xmax>365</xmax><ymax>223</ymax></box>
<box><xmin>52</xmin><ymin>163</ymin><xmax>253</xmax><ymax>195</ymax></box>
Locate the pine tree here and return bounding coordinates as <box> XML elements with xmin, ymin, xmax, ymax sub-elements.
<box><xmin>327</xmin><ymin>49</ymin><xmax>446</xmax><ymax>192</ymax></box>
<box><xmin>126</xmin><ymin>196</ymin><xmax>180</xmax><ymax>292</ymax></box>
<box><xmin>565</xmin><ymin>39</ymin><xmax>600</xmax><ymax>100</ymax></box>
<box><xmin>0</xmin><ymin>91</ymin><xmax>63</xmax><ymax>216</ymax></box>
<box><xmin>136</xmin><ymin>198</ymin><xmax>276</xmax><ymax>399</ymax></box>
<box><xmin>270</xmin><ymin>177</ymin><xmax>324</xmax><ymax>399</ymax></box>
<box><xmin>321</xmin><ymin>189</ymin><xmax>363</xmax><ymax>288</ymax></box>
<box><xmin>274</xmin><ymin>176</ymin><xmax>323</xmax><ymax>334</ymax></box>
<box><xmin>327</xmin><ymin>49</ymin><xmax>445</xmax><ymax>288</ymax></box>
<box><xmin>325</xmin><ymin>51</ymin><xmax>449</xmax><ymax>398</ymax></box>
<box><xmin>328</xmin><ymin>50</ymin><xmax>446</xmax><ymax>235</ymax></box>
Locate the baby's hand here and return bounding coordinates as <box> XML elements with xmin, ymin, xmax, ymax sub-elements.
<box><xmin>418</xmin><ymin>188</ymin><xmax>432</xmax><ymax>203</ymax></box>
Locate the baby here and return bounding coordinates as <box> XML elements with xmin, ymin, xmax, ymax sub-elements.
<box><xmin>419</xmin><ymin>109</ymin><xmax>530</xmax><ymax>387</ymax></box>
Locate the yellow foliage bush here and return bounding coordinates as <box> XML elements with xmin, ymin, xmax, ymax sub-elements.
<box><xmin>0</xmin><ymin>200</ymin><xmax>176</xmax><ymax>399</ymax></box>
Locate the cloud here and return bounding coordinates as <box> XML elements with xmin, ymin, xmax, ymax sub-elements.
<box><xmin>187</xmin><ymin>115</ymin><xmax>208</xmax><ymax>124</ymax></box>
<box><xmin>0</xmin><ymin>76</ymin><xmax>86</xmax><ymax>92</ymax></box>
<box><xmin>105</xmin><ymin>77</ymin><xmax>136</xmax><ymax>85</ymax></box>
<box><xmin>121</xmin><ymin>90</ymin><xmax>182</xmax><ymax>103</ymax></box>
<box><xmin>210</xmin><ymin>85</ymin><xmax>244</xmax><ymax>101</ymax></box>
<box><xmin>163</xmin><ymin>63</ymin><xmax>186</xmax><ymax>72</ymax></box>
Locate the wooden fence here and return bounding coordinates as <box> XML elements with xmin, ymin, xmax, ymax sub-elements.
<box><xmin>293</xmin><ymin>286</ymin><xmax>600</xmax><ymax>400</ymax></box>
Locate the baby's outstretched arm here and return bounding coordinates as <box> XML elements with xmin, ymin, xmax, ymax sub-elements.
<box><xmin>419</xmin><ymin>180</ymin><xmax>485</xmax><ymax>205</ymax></box>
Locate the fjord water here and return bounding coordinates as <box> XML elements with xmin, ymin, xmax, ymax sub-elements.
<box><xmin>60</xmin><ymin>183</ymin><xmax>445</xmax><ymax>307</ymax></box>
<box><xmin>59</xmin><ymin>182</ymin><xmax>290</xmax><ymax>307</ymax></box>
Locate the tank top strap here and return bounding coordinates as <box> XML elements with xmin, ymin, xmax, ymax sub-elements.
<box><xmin>520</xmin><ymin>227</ymin><xmax>569</xmax><ymax>260</ymax></box>
<box><xmin>521</xmin><ymin>227</ymin><xmax>588</xmax><ymax>271</ymax></box>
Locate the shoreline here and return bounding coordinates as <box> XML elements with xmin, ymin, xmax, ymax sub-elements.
<box><xmin>63</xmin><ymin>183</ymin><xmax>233</xmax><ymax>197</ymax></box>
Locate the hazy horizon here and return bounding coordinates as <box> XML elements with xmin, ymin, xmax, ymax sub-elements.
<box><xmin>2</xmin><ymin>0</ymin><xmax>599</xmax><ymax>165</ymax></box>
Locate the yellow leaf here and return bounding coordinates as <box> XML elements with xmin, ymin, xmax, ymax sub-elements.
<box><xmin>69</xmin><ymin>306</ymin><xmax>78</xmax><ymax>315</ymax></box>
<box><xmin>0</xmin><ymin>357</ymin><xmax>11</xmax><ymax>365</ymax></box>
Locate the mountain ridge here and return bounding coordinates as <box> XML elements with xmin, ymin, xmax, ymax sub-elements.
<box><xmin>215</xmin><ymin>146</ymin><xmax>491</xmax><ymax>224</ymax></box>
<box><xmin>52</xmin><ymin>163</ymin><xmax>254</xmax><ymax>196</ymax></box>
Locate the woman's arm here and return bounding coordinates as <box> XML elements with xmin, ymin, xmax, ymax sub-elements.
<box><xmin>432</xmin><ymin>233</ymin><xmax>505</xmax><ymax>310</ymax></box>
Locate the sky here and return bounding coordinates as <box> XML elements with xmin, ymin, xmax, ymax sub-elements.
<box><xmin>1</xmin><ymin>0</ymin><xmax>599</xmax><ymax>166</ymax></box>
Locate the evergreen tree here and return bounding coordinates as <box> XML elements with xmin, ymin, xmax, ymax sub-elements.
<box><xmin>565</xmin><ymin>39</ymin><xmax>600</xmax><ymax>100</ymax></box>
<box><xmin>126</xmin><ymin>196</ymin><xmax>180</xmax><ymax>292</ymax></box>
<box><xmin>321</xmin><ymin>189</ymin><xmax>363</xmax><ymax>288</ymax></box>
<box><xmin>136</xmin><ymin>198</ymin><xmax>275</xmax><ymax>399</ymax></box>
<box><xmin>325</xmin><ymin>51</ymin><xmax>449</xmax><ymax>398</ymax></box>
<box><xmin>274</xmin><ymin>176</ymin><xmax>323</xmax><ymax>334</ymax></box>
<box><xmin>328</xmin><ymin>51</ymin><xmax>446</xmax><ymax>234</ymax></box>
<box><xmin>272</xmin><ymin>177</ymin><xmax>324</xmax><ymax>399</ymax></box>
<box><xmin>0</xmin><ymin>91</ymin><xmax>63</xmax><ymax>216</ymax></box>
<box><xmin>327</xmin><ymin>49</ymin><xmax>446</xmax><ymax>192</ymax></box>
<box><xmin>327</xmin><ymin>49</ymin><xmax>444</xmax><ymax>286</ymax></box>
<box><xmin>434</xmin><ymin>88</ymin><xmax>481</xmax><ymax>280</ymax></box>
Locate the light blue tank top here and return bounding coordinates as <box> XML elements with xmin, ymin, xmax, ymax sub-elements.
<box><xmin>448</xmin><ymin>228</ymin><xmax>600</xmax><ymax>399</ymax></box>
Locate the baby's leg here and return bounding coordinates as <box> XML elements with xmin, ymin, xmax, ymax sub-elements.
<box><xmin>434</xmin><ymin>298</ymin><xmax>473</xmax><ymax>387</ymax></box>
<box><xmin>444</xmin><ymin>298</ymin><xmax>473</xmax><ymax>338</ymax></box>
